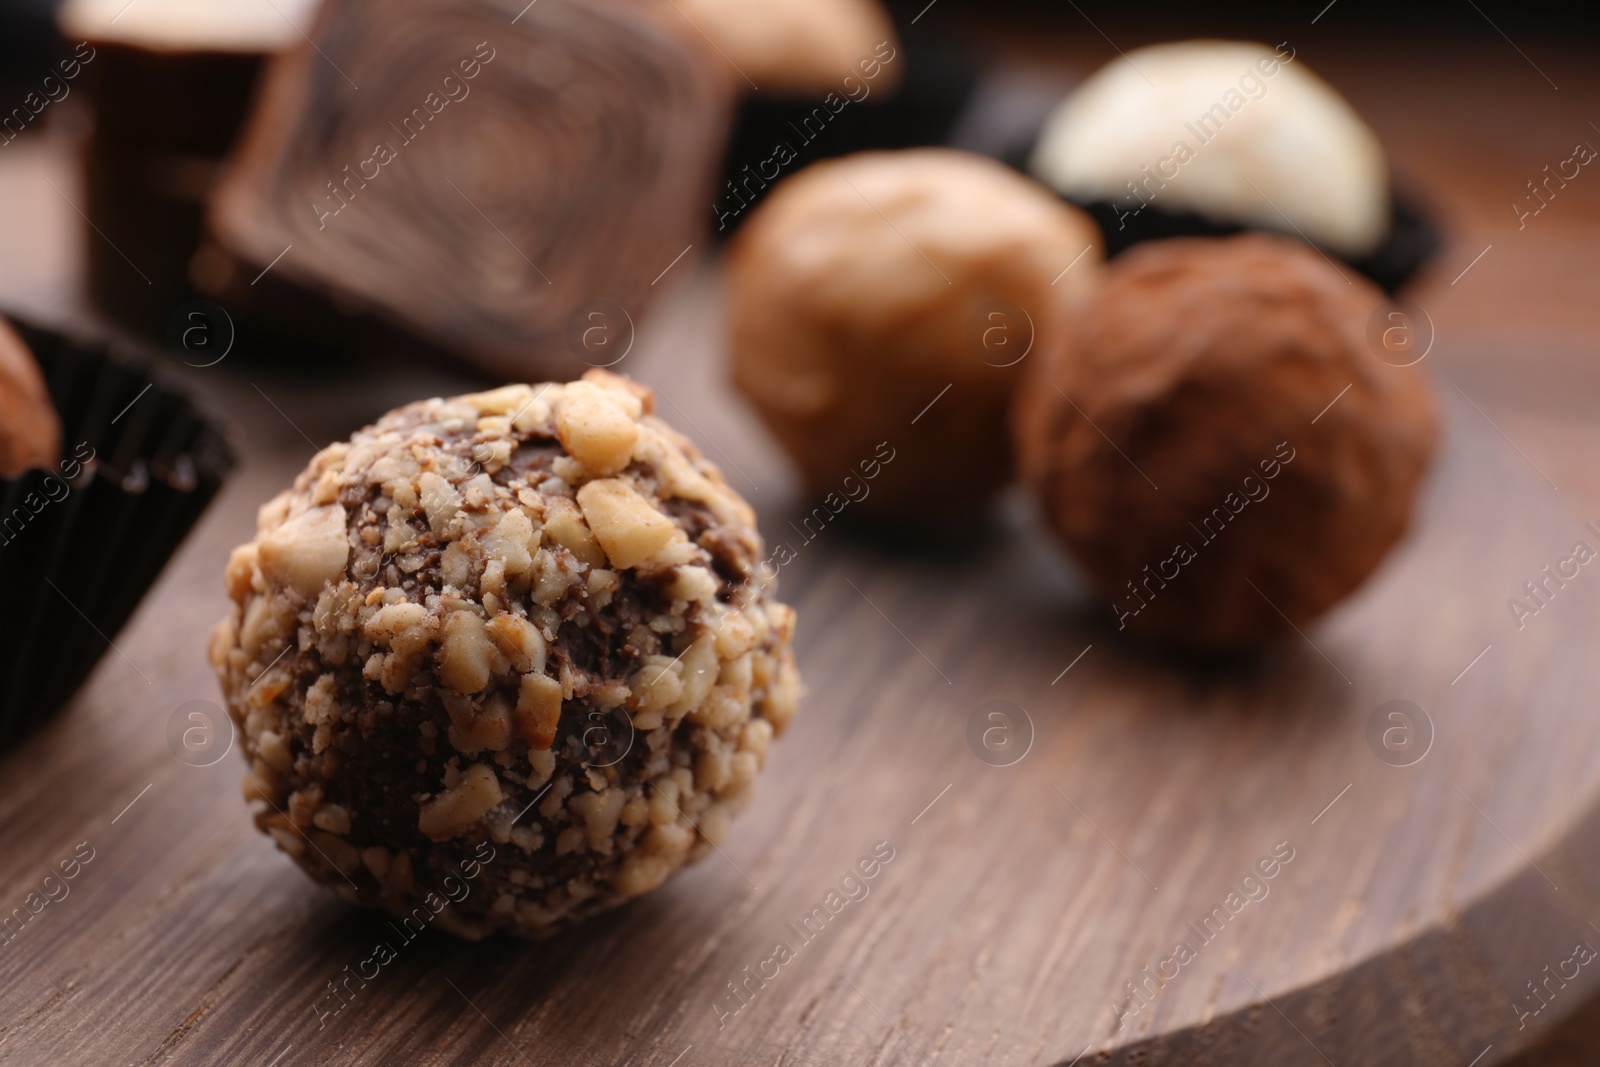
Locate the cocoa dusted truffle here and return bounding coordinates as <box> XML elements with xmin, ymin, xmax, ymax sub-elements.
<box><xmin>209</xmin><ymin>370</ymin><xmax>798</xmax><ymax>938</ymax></box>
<box><xmin>0</xmin><ymin>318</ymin><xmax>60</xmax><ymax>477</ymax></box>
<box><xmin>1015</xmin><ymin>235</ymin><xmax>1437</xmax><ymax>646</ymax></box>
<box><xmin>728</xmin><ymin>148</ymin><xmax>1101</xmax><ymax>522</ymax></box>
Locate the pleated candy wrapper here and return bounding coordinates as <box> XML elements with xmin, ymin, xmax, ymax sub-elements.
<box><xmin>0</xmin><ymin>321</ymin><xmax>233</xmax><ymax>749</ymax></box>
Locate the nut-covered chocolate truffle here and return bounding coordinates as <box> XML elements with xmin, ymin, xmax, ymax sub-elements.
<box><xmin>673</xmin><ymin>0</ymin><xmax>900</xmax><ymax>97</ymax></box>
<box><xmin>210</xmin><ymin>370</ymin><xmax>798</xmax><ymax>939</ymax></box>
<box><xmin>1015</xmin><ymin>235</ymin><xmax>1437</xmax><ymax>646</ymax></box>
<box><xmin>728</xmin><ymin>148</ymin><xmax>1101</xmax><ymax>522</ymax></box>
<box><xmin>0</xmin><ymin>319</ymin><xmax>60</xmax><ymax>478</ymax></box>
<box><xmin>1030</xmin><ymin>40</ymin><xmax>1388</xmax><ymax>259</ymax></box>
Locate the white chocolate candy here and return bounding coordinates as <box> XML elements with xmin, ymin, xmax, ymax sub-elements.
<box><xmin>1030</xmin><ymin>40</ymin><xmax>1388</xmax><ymax>258</ymax></box>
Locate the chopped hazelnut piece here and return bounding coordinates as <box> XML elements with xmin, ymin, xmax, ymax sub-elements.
<box><xmin>488</xmin><ymin>613</ymin><xmax>547</xmax><ymax>674</ymax></box>
<box><xmin>515</xmin><ymin>673</ymin><xmax>563</xmax><ymax>750</ymax></box>
<box><xmin>257</xmin><ymin>505</ymin><xmax>349</xmax><ymax>597</ymax></box>
<box><xmin>556</xmin><ymin>381</ymin><xmax>640</xmax><ymax>476</ymax></box>
<box><xmin>439</xmin><ymin>611</ymin><xmax>493</xmax><ymax>693</ymax></box>
<box><xmin>543</xmin><ymin>497</ymin><xmax>607</xmax><ymax>568</ymax></box>
<box><xmin>576</xmin><ymin>479</ymin><xmax>679</xmax><ymax>569</ymax></box>
<box><xmin>418</xmin><ymin>763</ymin><xmax>504</xmax><ymax>842</ymax></box>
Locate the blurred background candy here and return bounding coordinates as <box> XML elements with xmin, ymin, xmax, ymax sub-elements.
<box><xmin>0</xmin><ymin>318</ymin><xmax>233</xmax><ymax>750</ymax></box>
<box><xmin>1026</xmin><ymin>40</ymin><xmax>1439</xmax><ymax>292</ymax></box>
<box><xmin>58</xmin><ymin>0</ymin><xmax>323</xmax><ymax>342</ymax></box>
<box><xmin>726</xmin><ymin>148</ymin><xmax>1100</xmax><ymax>526</ymax></box>
<box><xmin>1014</xmin><ymin>235</ymin><xmax>1438</xmax><ymax>645</ymax></box>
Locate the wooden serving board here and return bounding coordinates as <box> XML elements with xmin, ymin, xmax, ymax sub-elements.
<box><xmin>3</xmin><ymin>272</ymin><xmax>1600</xmax><ymax>1067</ymax></box>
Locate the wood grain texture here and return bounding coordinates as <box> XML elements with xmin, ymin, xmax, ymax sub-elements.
<box><xmin>4</xmin><ymin>31</ymin><xmax>1600</xmax><ymax>1067</ymax></box>
<box><xmin>2</xmin><ymin>259</ymin><xmax>1600</xmax><ymax>1066</ymax></box>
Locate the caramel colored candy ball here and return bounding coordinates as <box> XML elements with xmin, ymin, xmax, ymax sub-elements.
<box><xmin>672</xmin><ymin>0</ymin><xmax>900</xmax><ymax>96</ymax></box>
<box><xmin>0</xmin><ymin>319</ymin><xmax>60</xmax><ymax>477</ymax></box>
<box><xmin>1015</xmin><ymin>235</ymin><xmax>1438</xmax><ymax>647</ymax></box>
<box><xmin>728</xmin><ymin>149</ymin><xmax>1101</xmax><ymax>523</ymax></box>
<box><xmin>210</xmin><ymin>371</ymin><xmax>798</xmax><ymax>939</ymax></box>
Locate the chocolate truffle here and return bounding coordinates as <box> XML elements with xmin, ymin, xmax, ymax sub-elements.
<box><xmin>0</xmin><ymin>318</ymin><xmax>60</xmax><ymax>477</ymax></box>
<box><xmin>59</xmin><ymin>0</ymin><xmax>323</xmax><ymax>340</ymax></box>
<box><xmin>206</xmin><ymin>0</ymin><xmax>725</xmax><ymax>382</ymax></box>
<box><xmin>673</xmin><ymin>0</ymin><xmax>900</xmax><ymax>97</ymax></box>
<box><xmin>210</xmin><ymin>370</ymin><xmax>798</xmax><ymax>938</ymax></box>
<box><xmin>728</xmin><ymin>149</ymin><xmax>1101</xmax><ymax>522</ymax></box>
<box><xmin>1015</xmin><ymin>235</ymin><xmax>1437</xmax><ymax>647</ymax></box>
<box><xmin>1030</xmin><ymin>41</ymin><xmax>1388</xmax><ymax>261</ymax></box>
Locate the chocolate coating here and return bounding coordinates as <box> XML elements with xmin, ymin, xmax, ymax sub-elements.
<box><xmin>728</xmin><ymin>148</ymin><xmax>1101</xmax><ymax>522</ymax></box>
<box><xmin>210</xmin><ymin>371</ymin><xmax>798</xmax><ymax>939</ymax></box>
<box><xmin>0</xmin><ymin>318</ymin><xmax>60</xmax><ymax>477</ymax></box>
<box><xmin>1015</xmin><ymin>235</ymin><xmax>1438</xmax><ymax>647</ymax></box>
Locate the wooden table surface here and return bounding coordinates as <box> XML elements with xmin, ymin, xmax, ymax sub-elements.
<box><xmin>2</xmin><ymin>28</ymin><xmax>1600</xmax><ymax>1067</ymax></box>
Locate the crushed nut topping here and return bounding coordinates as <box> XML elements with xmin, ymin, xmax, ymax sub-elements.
<box><xmin>211</xmin><ymin>370</ymin><xmax>798</xmax><ymax>939</ymax></box>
